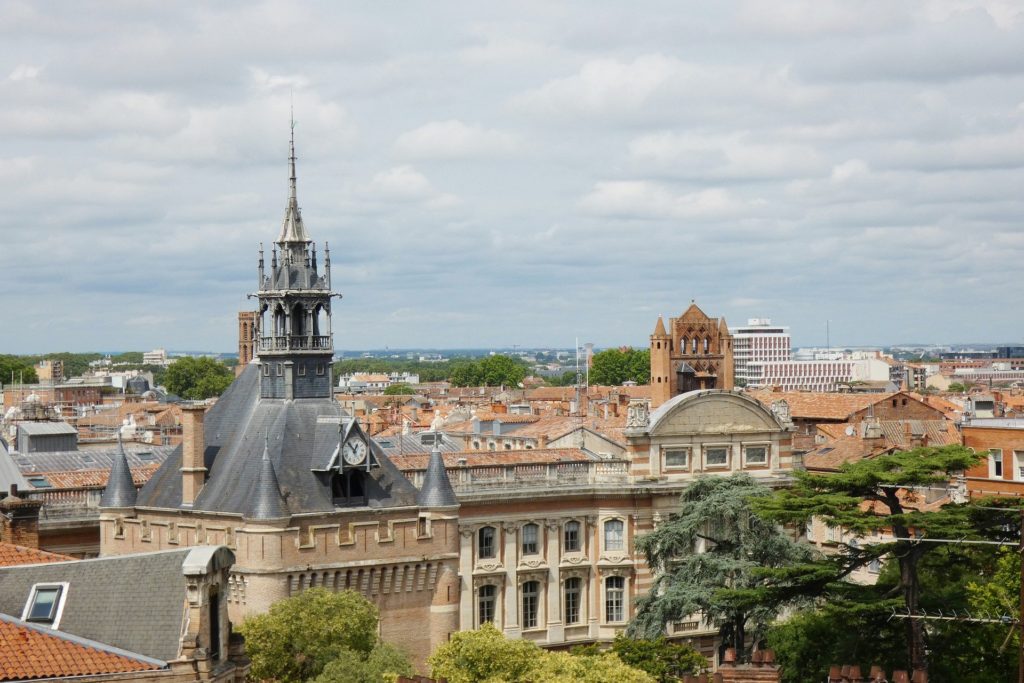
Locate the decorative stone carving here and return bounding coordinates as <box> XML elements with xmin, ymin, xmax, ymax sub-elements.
<box><xmin>770</xmin><ymin>399</ymin><xmax>793</xmax><ymax>428</ymax></box>
<box><xmin>626</xmin><ymin>399</ymin><xmax>650</xmax><ymax>429</ymax></box>
<box><xmin>561</xmin><ymin>554</ymin><xmax>588</xmax><ymax>566</ymax></box>
<box><xmin>519</xmin><ymin>558</ymin><xmax>546</xmax><ymax>570</ymax></box>
<box><xmin>475</xmin><ymin>561</ymin><xmax>504</xmax><ymax>573</ymax></box>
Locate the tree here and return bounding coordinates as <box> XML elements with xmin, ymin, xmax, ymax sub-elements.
<box><xmin>589</xmin><ymin>348</ymin><xmax>650</xmax><ymax>386</ymax></box>
<box><xmin>448</xmin><ymin>355</ymin><xmax>527</xmax><ymax>388</ymax></box>
<box><xmin>574</xmin><ymin>634</ymin><xmax>707</xmax><ymax>682</ymax></box>
<box><xmin>239</xmin><ymin>588</ymin><xmax>411</xmax><ymax>683</ymax></box>
<box><xmin>383</xmin><ymin>383</ymin><xmax>415</xmax><ymax>395</ymax></box>
<box><xmin>0</xmin><ymin>355</ymin><xmax>38</xmax><ymax>384</ymax></box>
<box><xmin>429</xmin><ymin>623</ymin><xmax>653</xmax><ymax>683</ymax></box>
<box><xmin>947</xmin><ymin>381</ymin><xmax>969</xmax><ymax>393</ymax></box>
<box><xmin>163</xmin><ymin>356</ymin><xmax>234</xmax><ymax>399</ymax></box>
<box><xmin>752</xmin><ymin>445</ymin><xmax>982</xmax><ymax>673</ymax></box>
<box><xmin>449</xmin><ymin>360</ymin><xmax>482</xmax><ymax>388</ymax></box>
<box><xmin>629</xmin><ymin>474</ymin><xmax>814</xmax><ymax>658</ymax></box>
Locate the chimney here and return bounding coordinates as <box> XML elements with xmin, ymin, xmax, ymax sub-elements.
<box><xmin>0</xmin><ymin>485</ymin><xmax>43</xmax><ymax>549</ymax></box>
<box><xmin>181</xmin><ymin>404</ymin><xmax>208</xmax><ymax>507</ymax></box>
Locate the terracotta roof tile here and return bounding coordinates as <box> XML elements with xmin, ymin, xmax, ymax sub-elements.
<box><xmin>30</xmin><ymin>465</ymin><xmax>160</xmax><ymax>490</ymax></box>
<box><xmin>0</xmin><ymin>543</ymin><xmax>72</xmax><ymax>568</ymax></box>
<box><xmin>747</xmin><ymin>390</ymin><xmax>938</xmax><ymax>421</ymax></box>
<box><xmin>0</xmin><ymin>618</ymin><xmax>162</xmax><ymax>680</ymax></box>
<box><xmin>803</xmin><ymin>438</ymin><xmax>892</xmax><ymax>471</ymax></box>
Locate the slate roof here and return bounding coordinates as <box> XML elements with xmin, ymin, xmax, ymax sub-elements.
<box><xmin>391</xmin><ymin>448</ymin><xmax>596</xmax><ymax>472</ymax></box>
<box><xmin>0</xmin><ymin>615</ymin><xmax>164</xmax><ymax>680</ymax></box>
<box><xmin>99</xmin><ymin>439</ymin><xmax>137</xmax><ymax>508</ymax></box>
<box><xmin>417</xmin><ymin>447</ymin><xmax>458</xmax><ymax>508</ymax></box>
<box><xmin>9</xmin><ymin>445</ymin><xmax>172</xmax><ymax>487</ymax></box>
<box><xmin>0</xmin><ymin>548</ymin><xmax>197</xmax><ymax>661</ymax></box>
<box><xmin>14</xmin><ymin>423</ymin><xmax>77</xmax><ymax>437</ymax></box>
<box><xmin>245</xmin><ymin>443</ymin><xmax>289</xmax><ymax>520</ymax></box>
<box><xmin>137</xmin><ymin>365</ymin><xmax>420</xmax><ymax>514</ymax></box>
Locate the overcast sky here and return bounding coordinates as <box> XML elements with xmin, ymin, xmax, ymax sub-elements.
<box><xmin>1</xmin><ymin>1</ymin><xmax>1022</xmax><ymax>354</ymax></box>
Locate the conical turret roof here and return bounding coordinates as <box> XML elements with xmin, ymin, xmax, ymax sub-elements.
<box><xmin>245</xmin><ymin>438</ymin><xmax>289</xmax><ymax>520</ymax></box>
<box><xmin>417</xmin><ymin>440</ymin><xmax>458</xmax><ymax>508</ymax></box>
<box><xmin>278</xmin><ymin>120</ymin><xmax>310</xmax><ymax>245</ymax></box>
<box><xmin>99</xmin><ymin>434</ymin><xmax>137</xmax><ymax>508</ymax></box>
<box><xmin>652</xmin><ymin>315</ymin><xmax>668</xmax><ymax>337</ymax></box>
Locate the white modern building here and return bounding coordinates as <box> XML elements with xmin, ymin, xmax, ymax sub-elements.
<box><xmin>729</xmin><ymin>318</ymin><xmax>792</xmax><ymax>386</ymax></box>
<box><xmin>747</xmin><ymin>354</ymin><xmax>893</xmax><ymax>392</ymax></box>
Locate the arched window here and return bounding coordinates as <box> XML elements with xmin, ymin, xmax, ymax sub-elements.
<box><xmin>564</xmin><ymin>577</ymin><xmax>582</xmax><ymax>624</ymax></box>
<box><xmin>522</xmin><ymin>580</ymin><xmax>540</xmax><ymax>629</ymax></box>
<box><xmin>603</xmin><ymin>519</ymin><xmax>624</xmax><ymax>551</ymax></box>
<box><xmin>521</xmin><ymin>523</ymin><xmax>539</xmax><ymax>555</ymax></box>
<box><xmin>478</xmin><ymin>526</ymin><xmax>496</xmax><ymax>559</ymax></box>
<box><xmin>563</xmin><ymin>521</ymin><xmax>581</xmax><ymax>552</ymax></box>
<box><xmin>478</xmin><ymin>585</ymin><xmax>496</xmax><ymax>625</ymax></box>
<box><xmin>605</xmin><ymin>576</ymin><xmax>625</xmax><ymax>622</ymax></box>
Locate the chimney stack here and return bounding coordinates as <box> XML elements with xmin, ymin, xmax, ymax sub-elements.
<box><xmin>0</xmin><ymin>485</ymin><xmax>43</xmax><ymax>549</ymax></box>
<box><xmin>181</xmin><ymin>404</ymin><xmax>208</xmax><ymax>506</ymax></box>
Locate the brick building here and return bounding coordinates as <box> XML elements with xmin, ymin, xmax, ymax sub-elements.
<box><xmin>650</xmin><ymin>303</ymin><xmax>735</xmax><ymax>408</ymax></box>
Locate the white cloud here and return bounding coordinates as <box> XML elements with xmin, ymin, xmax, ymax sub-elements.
<box><xmin>394</xmin><ymin>120</ymin><xmax>519</xmax><ymax>159</ymax></box>
<box><xmin>8</xmin><ymin>64</ymin><xmax>41</xmax><ymax>81</ymax></box>
<box><xmin>579</xmin><ymin>181</ymin><xmax>742</xmax><ymax>220</ymax></box>
<box><xmin>363</xmin><ymin>165</ymin><xmax>461</xmax><ymax>208</ymax></box>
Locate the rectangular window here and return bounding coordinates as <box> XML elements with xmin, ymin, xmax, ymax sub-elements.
<box><xmin>24</xmin><ymin>585</ymin><xmax>63</xmax><ymax>625</ymax></box>
<box><xmin>521</xmin><ymin>524</ymin><xmax>539</xmax><ymax>555</ymax></box>
<box><xmin>297</xmin><ymin>363</ymin><xmax>306</xmax><ymax>377</ymax></box>
<box><xmin>605</xmin><ymin>576</ymin><xmax>625</xmax><ymax>622</ymax></box>
<box><xmin>316</xmin><ymin>363</ymin><xmax>326</xmax><ymax>376</ymax></box>
<box><xmin>991</xmin><ymin>449</ymin><xmax>1004</xmax><ymax>479</ymax></box>
<box><xmin>263</xmin><ymin>363</ymin><xmax>270</xmax><ymax>376</ymax></box>
<box><xmin>604</xmin><ymin>519</ymin><xmax>624</xmax><ymax>551</ymax></box>
<box><xmin>478</xmin><ymin>527</ymin><xmax>496</xmax><ymax>559</ymax></box>
<box><xmin>1016</xmin><ymin>451</ymin><xmax>1024</xmax><ymax>481</ymax></box>
<box><xmin>564</xmin><ymin>577</ymin><xmax>581</xmax><ymax>624</ymax></box>
<box><xmin>276</xmin><ymin>363</ymin><xmax>283</xmax><ymax>377</ymax></box>
<box><xmin>705</xmin><ymin>447</ymin><xmax>729</xmax><ymax>468</ymax></box>
<box><xmin>478</xmin><ymin>585</ymin><xmax>496</xmax><ymax>625</ymax></box>
<box><xmin>522</xmin><ymin>581</ymin><xmax>539</xmax><ymax>629</ymax></box>
<box><xmin>564</xmin><ymin>521</ymin><xmax>581</xmax><ymax>552</ymax></box>
<box><xmin>664</xmin><ymin>448</ymin><xmax>689</xmax><ymax>469</ymax></box>
<box><xmin>744</xmin><ymin>446</ymin><xmax>768</xmax><ymax>466</ymax></box>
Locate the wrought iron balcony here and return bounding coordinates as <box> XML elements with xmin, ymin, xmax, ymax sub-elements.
<box><xmin>258</xmin><ymin>335</ymin><xmax>333</xmax><ymax>352</ymax></box>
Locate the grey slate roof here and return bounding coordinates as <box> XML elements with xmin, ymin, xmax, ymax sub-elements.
<box><xmin>11</xmin><ymin>445</ymin><xmax>173</xmax><ymax>478</ymax></box>
<box><xmin>416</xmin><ymin>445</ymin><xmax>458</xmax><ymax>508</ymax></box>
<box><xmin>0</xmin><ymin>548</ymin><xmax>198</xmax><ymax>661</ymax></box>
<box><xmin>245</xmin><ymin>441</ymin><xmax>289</xmax><ymax>520</ymax></box>
<box><xmin>375</xmin><ymin>432</ymin><xmax>461</xmax><ymax>457</ymax></box>
<box><xmin>0</xmin><ymin>443</ymin><xmax>29</xmax><ymax>493</ymax></box>
<box><xmin>15</xmin><ymin>422</ymin><xmax>78</xmax><ymax>436</ymax></box>
<box><xmin>136</xmin><ymin>365</ymin><xmax>420</xmax><ymax>514</ymax></box>
<box><xmin>99</xmin><ymin>437</ymin><xmax>137</xmax><ymax>508</ymax></box>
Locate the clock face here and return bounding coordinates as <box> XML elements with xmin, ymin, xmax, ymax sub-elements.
<box><xmin>342</xmin><ymin>437</ymin><xmax>368</xmax><ymax>466</ymax></box>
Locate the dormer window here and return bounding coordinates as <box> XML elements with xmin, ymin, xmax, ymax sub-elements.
<box><xmin>23</xmin><ymin>583</ymin><xmax>67</xmax><ymax>627</ymax></box>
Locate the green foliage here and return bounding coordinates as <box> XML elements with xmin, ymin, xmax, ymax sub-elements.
<box><xmin>589</xmin><ymin>348</ymin><xmax>650</xmax><ymax>385</ymax></box>
<box><xmin>585</xmin><ymin>635</ymin><xmax>707</xmax><ymax>682</ymax></box>
<box><xmin>547</xmin><ymin>370</ymin><xmax>579</xmax><ymax>387</ymax></box>
<box><xmin>383</xmin><ymin>383</ymin><xmax>415</xmax><ymax>395</ymax></box>
<box><xmin>163</xmin><ymin>356</ymin><xmax>234</xmax><ymax>399</ymax></box>
<box><xmin>239</xmin><ymin>588</ymin><xmax>403</xmax><ymax>683</ymax></box>
<box><xmin>429</xmin><ymin>623</ymin><xmax>654</xmax><ymax>683</ymax></box>
<box><xmin>448</xmin><ymin>355</ymin><xmax>527</xmax><ymax>388</ymax></box>
<box><xmin>311</xmin><ymin>642</ymin><xmax>415</xmax><ymax>683</ymax></box>
<box><xmin>630</xmin><ymin>474</ymin><xmax>814</xmax><ymax>655</ymax></box>
<box><xmin>947</xmin><ymin>381</ymin><xmax>969</xmax><ymax>393</ymax></box>
<box><xmin>0</xmin><ymin>355</ymin><xmax>38</xmax><ymax>384</ymax></box>
<box><xmin>751</xmin><ymin>445</ymin><xmax>986</xmax><ymax>672</ymax></box>
<box><xmin>110</xmin><ymin>351</ymin><xmax>144</xmax><ymax>364</ymax></box>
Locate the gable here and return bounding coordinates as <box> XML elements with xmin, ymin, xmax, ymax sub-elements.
<box><xmin>649</xmin><ymin>391</ymin><xmax>782</xmax><ymax>437</ymax></box>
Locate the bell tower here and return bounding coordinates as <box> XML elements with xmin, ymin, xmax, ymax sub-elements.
<box><xmin>252</xmin><ymin>121</ymin><xmax>339</xmax><ymax>400</ymax></box>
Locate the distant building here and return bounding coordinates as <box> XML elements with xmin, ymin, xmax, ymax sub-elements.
<box><xmin>729</xmin><ymin>319</ymin><xmax>791</xmax><ymax>386</ymax></box>
<box><xmin>142</xmin><ymin>349</ymin><xmax>169</xmax><ymax>366</ymax></box>
<box><xmin>35</xmin><ymin>359</ymin><xmax>64</xmax><ymax>384</ymax></box>
<box><xmin>650</xmin><ymin>302</ymin><xmax>734</xmax><ymax>408</ymax></box>
<box><xmin>237</xmin><ymin>311</ymin><xmax>257</xmax><ymax>376</ymax></box>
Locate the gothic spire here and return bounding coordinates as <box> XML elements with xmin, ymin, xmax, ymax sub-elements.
<box><xmin>278</xmin><ymin>114</ymin><xmax>310</xmax><ymax>245</ymax></box>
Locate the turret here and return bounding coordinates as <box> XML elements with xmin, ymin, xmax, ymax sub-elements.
<box><xmin>244</xmin><ymin>438</ymin><xmax>289</xmax><ymax>521</ymax></box>
<box><xmin>100</xmin><ymin>434</ymin><xmax>138</xmax><ymax>509</ymax></box>
<box><xmin>650</xmin><ymin>315</ymin><xmax>672</xmax><ymax>408</ymax></box>
<box><xmin>417</xmin><ymin>441</ymin><xmax>458</xmax><ymax>508</ymax></box>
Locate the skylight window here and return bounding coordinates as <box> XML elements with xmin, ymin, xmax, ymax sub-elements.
<box><xmin>22</xmin><ymin>583</ymin><xmax>68</xmax><ymax>627</ymax></box>
<box><xmin>27</xmin><ymin>476</ymin><xmax>51</xmax><ymax>488</ymax></box>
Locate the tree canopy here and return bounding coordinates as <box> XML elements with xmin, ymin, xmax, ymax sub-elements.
<box><xmin>238</xmin><ymin>588</ymin><xmax>412</xmax><ymax>683</ymax></box>
<box><xmin>0</xmin><ymin>355</ymin><xmax>38</xmax><ymax>385</ymax></box>
<box><xmin>383</xmin><ymin>383</ymin><xmax>415</xmax><ymax>395</ymax></box>
<box><xmin>448</xmin><ymin>354</ymin><xmax>528</xmax><ymax>388</ymax></box>
<box><xmin>573</xmin><ymin>634</ymin><xmax>707</xmax><ymax>682</ymax></box>
<box><xmin>751</xmin><ymin>445</ymin><xmax>985</xmax><ymax>674</ymax></box>
<box><xmin>429</xmin><ymin>623</ymin><xmax>654</xmax><ymax>683</ymax></box>
<box><xmin>629</xmin><ymin>473</ymin><xmax>814</xmax><ymax>657</ymax></box>
<box><xmin>589</xmin><ymin>348</ymin><xmax>650</xmax><ymax>385</ymax></box>
<box><xmin>163</xmin><ymin>356</ymin><xmax>234</xmax><ymax>399</ymax></box>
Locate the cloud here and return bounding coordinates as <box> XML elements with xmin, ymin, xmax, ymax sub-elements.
<box><xmin>579</xmin><ymin>181</ymin><xmax>744</xmax><ymax>220</ymax></box>
<box><xmin>362</xmin><ymin>165</ymin><xmax>461</xmax><ymax>208</ymax></box>
<box><xmin>394</xmin><ymin>120</ymin><xmax>519</xmax><ymax>159</ymax></box>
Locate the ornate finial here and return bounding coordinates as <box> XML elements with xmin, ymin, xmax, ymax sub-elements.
<box><xmin>289</xmin><ymin>107</ymin><xmax>297</xmax><ymax>204</ymax></box>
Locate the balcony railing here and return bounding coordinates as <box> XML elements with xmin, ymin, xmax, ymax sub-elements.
<box><xmin>403</xmin><ymin>460</ymin><xmax>630</xmax><ymax>493</ymax></box>
<box><xmin>258</xmin><ymin>335</ymin><xmax>333</xmax><ymax>352</ymax></box>
<box><xmin>27</xmin><ymin>488</ymin><xmax>104</xmax><ymax>522</ymax></box>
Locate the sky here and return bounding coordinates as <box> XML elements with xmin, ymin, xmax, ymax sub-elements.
<box><xmin>1</xmin><ymin>1</ymin><xmax>1022</xmax><ymax>354</ymax></box>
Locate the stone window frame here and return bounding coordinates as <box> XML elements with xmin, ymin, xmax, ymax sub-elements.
<box><xmin>662</xmin><ymin>445</ymin><xmax>691</xmax><ymax>472</ymax></box>
<box><xmin>563</xmin><ymin>576</ymin><xmax>583</xmax><ymax>625</ymax></box>
<box><xmin>703</xmin><ymin>443</ymin><xmax>731</xmax><ymax>470</ymax></box>
<box><xmin>604</xmin><ymin>575</ymin><xmax>626</xmax><ymax>623</ymax></box>
<box><xmin>476</xmin><ymin>582</ymin><xmax>498</xmax><ymax>627</ymax></box>
<box><xmin>521</xmin><ymin>580</ymin><xmax>541</xmax><ymax>630</ymax></box>
<box><xmin>742</xmin><ymin>442</ymin><xmax>771</xmax><ymax>469</ymax></box>
<box><xmin>521</xmin><ymin>523</ymin><xmax>540</xmax><ymax>556</ymax></box>
<box><xmin>478</xmin><ymin>525</ymin><xmax>497</xmax><ymax>560</ymax></box>
<box><xmin>602</xmin><ymin>518</ymin><xmax>625</xmax><ymax>552</ymax></box>
<box><xmin>563</xmin><ymin>520</ymin><xmax>582</xmax><ymax>553</ymax></box>
<box><xmin>990</xmin><ymin>449</ymin><xmax>1004</xmax><ymax>479</ymax></box>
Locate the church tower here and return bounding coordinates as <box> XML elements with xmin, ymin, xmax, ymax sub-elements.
<box><xmin>254</xmin><ymin>122</ymin><xmax>339</xmax><ymax>400</ymax></box>
<box><xmin>650</xmin><ymin>315</ymin><xmax>672</xmax><ymax>408</ymax></box>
